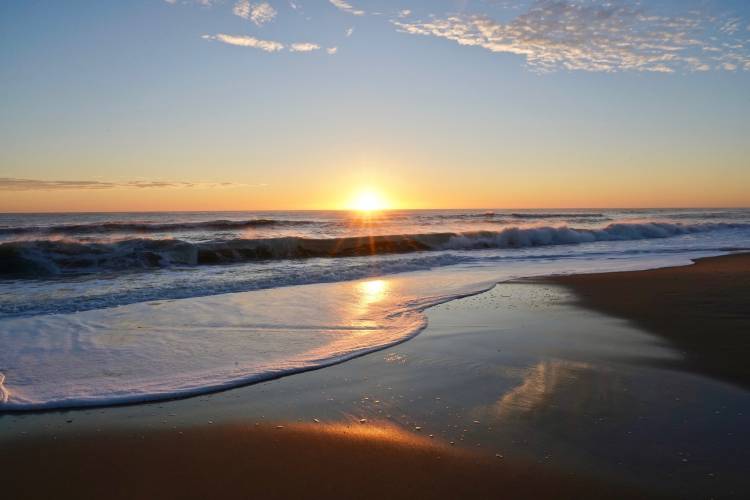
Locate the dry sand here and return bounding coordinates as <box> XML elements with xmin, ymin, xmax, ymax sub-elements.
<box><xmin>3</xmin><ymin>421</ymin><xmax>637</xmax><ymax>500</ymax></box>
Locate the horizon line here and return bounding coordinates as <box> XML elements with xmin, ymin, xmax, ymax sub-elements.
<box><xmin>1</xmin><ymin>206</ymin><xmax>749</xmax><ymax>215</ymax></box>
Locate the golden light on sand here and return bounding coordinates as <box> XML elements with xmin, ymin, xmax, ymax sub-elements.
<box><xmin>348</xmin><ymin>189</ymin><xmax>389</xmax><ymax>212</ymax></box>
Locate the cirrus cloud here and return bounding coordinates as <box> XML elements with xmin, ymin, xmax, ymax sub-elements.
<box><xmin>393</xmin><ymin>0</ymin><xmax>750</xmax><ymax>73</ymax></box>
<box><xmin>202</xmin><ymin>33</ymin><xmax>285</xmax><ymax>52</ymax></box>
<box><xmin>329</xmin><ymin>0</ymin><xmax>364</xmax><ymax>17</ymax></box>
<box><xmin>233</xmin><ymin>1</ymin><xmax>277</xmax><ymax>27</ymax></box>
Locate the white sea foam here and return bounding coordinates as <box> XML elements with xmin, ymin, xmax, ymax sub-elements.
<box><xmin>0</xmin><ymin>373</ymin><xmax>9</xmax><ymax>404</ymax></box>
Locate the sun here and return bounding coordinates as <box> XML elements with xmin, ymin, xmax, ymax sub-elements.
<box><xmin>349</xmin><ymin>189</ymin><xmax>389</xmax><ymax>212</ymax></box>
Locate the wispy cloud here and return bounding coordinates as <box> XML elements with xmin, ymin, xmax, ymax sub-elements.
<box><xmin>720</xmin><ymin>18</ymin><xmax>742</xmax><ymax>36</ymax></box>
<box><xmin>345</xmin><ymin>27</ymin><xmax>354</xmax><ymax>37</ymax></box>
<box><xmin>203</xmin><ymin>33</ymin><xmax>325</xmax><ymax>54</ymax></box>
<box><xmin>233</xmin><ymin>1</ymin><xmax>277</xmax><ymax>27</ymax></box>
<box><xmin>290</xmin><ymin>42</ymin><xmax>320</xmax><ymax>52</ymax></box>
<box><xmin>202</xmin><ymin>33</ymin><xmax>285</xmax><ymax>52</ymax></box>
<box><xmin>164</xmin><ymin>0</ymin><xmax>218</xmax><ymax>6</ymax></box>
<box><xmin>327</xmin><ymin>46</ymin><xmax>338</xmax><ymax>55</ymax></box>
<box><xmin>329</xmin><ymin>0</ymin><xmax>364</xmax><ymax>17</ymax></box>
<box><xmin>0</xmin><ymin>178</ymin><xmax>261</xmax><ymax>191</ymax></box>
<box><xmin>232</xmin><ymin>0</ymin><xmax>251</xmax><ymax>19</ymax></box>
<box><xmin>394</xmin><ymin>0</ymin><xmax>750</xmax><ymax>73</ymax></box>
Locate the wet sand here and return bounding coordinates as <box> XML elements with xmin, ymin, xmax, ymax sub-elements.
<box><xmin>3</xmin><ymin>255</ymin><xmax>749</xmax><ymax>499</ymax></box>
<box><xmin>547</xmin><ymin>253</ymin><xmax>750</xmax><ymax>388</ymax></box>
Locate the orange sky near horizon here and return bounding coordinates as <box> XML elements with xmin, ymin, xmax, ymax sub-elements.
<box><xmin>2</xmin><ymin>171</ymin><xmax>748</xmax><ymax>212</ymax></box>
<box><xmin>3</xmin><ymin>137</ymin><xmax>749</xmax><ymax>213</ymax></box>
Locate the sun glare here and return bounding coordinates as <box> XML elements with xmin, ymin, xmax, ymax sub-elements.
<box><xmin>349</xmin><ymin>189</ymin><xmax>389</xmax><ymax>212</ymax></box>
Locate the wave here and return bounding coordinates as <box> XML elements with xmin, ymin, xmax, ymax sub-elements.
<box><xmin>0</xmin><ymin>218</ymin><xmax>317</xmax><ymax>236</ymax></box>
<box><xmin>510</xmin><ymin>212</ymin><xmax>605</xmax><ymax>219</ymax></box>
<box><xmin>0</xmin><ymin>253</ymin><xmax>476</xmax><ymax>318</ymax></box>
<box><xmin>413</xmin><ymin>212</ymin><xmax>607</xmax><ymax>223</ymax></box>
<box><xmin>1</xmin><ymin>222</ymin><xmax>747</xmax><ymax>277</ymax></box>
<box><xmin>5</xmin><ymin>245</ymin><xmax>747</xmax><ymax>320</ymax></box>
<box><xmin>662</xmin><ymin>211</ymin><xmax>749</xmax><ymax>220</ymax></box>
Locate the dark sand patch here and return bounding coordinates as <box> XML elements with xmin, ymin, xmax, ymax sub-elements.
<box><xmin>546</xmin><ymin>253</ymin><xmax>750</xmax><ymax>388</ymax></box>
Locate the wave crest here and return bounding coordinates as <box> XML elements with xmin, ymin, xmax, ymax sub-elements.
<box><xmin>0</xmin><ymin>222</ymin><xmax>746</xmax><ymax>277</ymax></box>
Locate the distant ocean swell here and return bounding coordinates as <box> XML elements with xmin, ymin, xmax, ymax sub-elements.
<box><xmin>1</xmin><ymin>222</ymin><xmax>746</xmax><ymax>277</ymax></box>
<box><xmin>0</xmin><ymin>213</ymin><xmax>614</xmax><ymax>237</ymax></box>
<box><xmin>508</xmin><ymin>212</ymin><xmax>605</xmax><ymax>219</ymax></box>
<box><xmin>0</xmin><ymin>218</ymin><xmax>317</xmax><ymax>236</ymax></box>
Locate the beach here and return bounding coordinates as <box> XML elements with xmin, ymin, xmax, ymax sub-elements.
<box><xmin>3</xmin><ymin>253</ymin><xmax>748</xmax><ymax>499</ymax></box>
<box><xmin>4</xmin><ymin>0</ymin><xmax>750</xmax><ymax>497</ymax></box>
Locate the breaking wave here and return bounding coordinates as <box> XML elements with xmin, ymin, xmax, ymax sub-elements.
<box><xmin>1</xmin><ymin>222</ymin><xmax>746</xmax><ymax>277</ymax></box>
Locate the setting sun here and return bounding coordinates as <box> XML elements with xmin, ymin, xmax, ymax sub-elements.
<box><xmin>349</xmin><ymin>189</ymin><xmax>389</xmax><ymax>212</ymax></box>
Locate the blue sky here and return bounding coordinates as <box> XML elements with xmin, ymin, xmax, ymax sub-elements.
<box><xmin>1</xmin><ymin>0</ymin><xmax>749</xmax><ymax>210</ymax></box>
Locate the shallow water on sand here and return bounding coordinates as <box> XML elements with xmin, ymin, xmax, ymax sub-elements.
<box><xmin>0</xmin><ymin>253</ymin><xmax>712</xmax><ymax>410</ymax></box>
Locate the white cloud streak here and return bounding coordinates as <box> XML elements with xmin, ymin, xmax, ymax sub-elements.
<box><xmin>329</xmin><ymin>0</ymin><xmax>364</xmax><ymax>16</ymax></box>
<box><xmin>203</xmin><ymin>34</ymin><xmax>325</xmax><ymax>55</ymax></box>
<box><xmin>290</xmin><ymin>42</ymin><xmax>320</xmax><ymax>52</ymax></box>
<box><xmin>164</xmin><ymin>0</ymin><xmax>218</xmax><ymax>6</ymax></box>
<box><xmin>202</xmin><ymin>33</ymin><xmax>284</xmax><ymax>52</ymax></box>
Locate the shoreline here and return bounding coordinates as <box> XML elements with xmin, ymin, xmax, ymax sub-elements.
<box><xmin>2</xmin><ymin>253</ymin><xmax>749</xmax><ymax>499</ymax></box>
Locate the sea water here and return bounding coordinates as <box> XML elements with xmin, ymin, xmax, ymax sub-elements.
<box><xmin>1</xmin><ymin>209</ymin><xmax>749</xmax><ymax>409</ymax></box>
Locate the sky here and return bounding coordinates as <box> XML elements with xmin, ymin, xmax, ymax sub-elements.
<box><xmin>1</xmin><ymin>0</ymin><xmax>749</xmax><ymax>212</ymax></box>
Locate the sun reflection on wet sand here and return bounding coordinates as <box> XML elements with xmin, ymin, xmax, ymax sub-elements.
<box><xmin>494</xmin><ymin>360</ymin><xmax>592</xmax><ymax>417</ymax></box>
<box><xmin>350</xmin><ymin>279</ymin><xmax>392</xmax><ymax>332</ymax></box>
<box><xmin>280</xmin><ymin>419</ymin><xmax>458</xmax><ymax>452</ymax></box>
<box><xmin>295</xmin><ymin>277</ymin><xmax>425</xmax><ymax>363</ymax></box>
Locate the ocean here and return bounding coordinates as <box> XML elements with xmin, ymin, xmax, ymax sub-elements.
<box><xmin>1</xmin><ymin>208</ymin><xmax>749</xmax><ymax>410</ymax></box>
